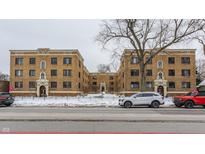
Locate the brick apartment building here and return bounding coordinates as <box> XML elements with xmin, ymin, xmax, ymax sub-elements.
<box><xmin>10</xmin><ymin>48</ymin><xmax>196</xmax><ymax>96</ymax></box>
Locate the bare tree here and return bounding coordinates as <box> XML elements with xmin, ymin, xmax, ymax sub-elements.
<box><xmin>97</xmin><ymin>64</ymin><xmax>111</xmax><ymax>73</ymax></box>
<box><xmin>196</xmin><ymin>59</ymin><xmax>205</xmax><ymax>84</ymax></box>
<box><xmin>96</xmin><ymin>19</ymin><xmax>205</xmax><ymax>91</ymax></box>
<box><xmin>0</xmin><ymin>72</ymin><xmax>9</xmax><ymax>81</ymax></box>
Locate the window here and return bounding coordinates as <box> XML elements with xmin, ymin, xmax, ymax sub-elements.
<box><xmin>79</xmin><ymin>61</ymin><xmax>81</xmax><ymax>68</ymax></box>
<box><xmin>182</xmin><ymin>69</ymin><xmax>190</xmax><ymax>76</ymax></box>
<box><xmin>168</xmin><ymin>69</ymin><xmax>175</xmax><ymax>76</ymax></box>
<box><xmin>157</xmin><ymin>72</ymin><xmax>164</xmax><ymax>79</ymax></box>
<box><xmin>51</xmin><ymin>70</ymin><xmax>57</xmax><ymax>76</ymax></box>
<box><xmin>131</xmin><ymin>82</ymin><xmax>139</xmax><ymax>89</ymax></box>
<box><xmin>63</xmin><ymin>81</ymin><xmax>72</xmax><ymax>88</ymax></box>
<box><xmin>110</xmin><ymin>82</ymin><xmax>114</xmax><ymax>86</ymax></box>
<box><xmin>145</xmin><ymin>82</ymin><xmax>153</xmax><ymax>88</ymax></box>
<box><xmin>40</xmin><ymin>72</ymin><xmax>46</xmax><ymax>80</ymax></box>
<box><xmin>63</xmin><ymin>69</ymin><xmax>72</xmax><ymax>76</ymax></box>
<box><xmin>181</xmin><ymin>57</ymin><xmax>190</xmax><ymax>64</ymax></box>
<box><xmin>109</xmin><ymin>76</ymin><xmax>114</xmax><ymax>80</ymax></box>
<box><xmin>15</xmin><ymin>81</ymin><xmax>23</xmax><ymax>88</ymax></box>
<box><xmin>92</xmin><ymin>82</ymin><xmax>97</xmax><ymax>85</ymax></box>
<box><xmin>131</xmin><ymin>57</ymin><xmax>139</xmax><ymax>64</ymax></box>
<box><xmin>146</xmin><ymin>56</ymin><xmax>152</xmax><ymax>64</ymax></box>
<box><xmin>29</xmin><ymin>58</ymin><xmax>36</xmax><ymax>64</ymax></box>
<box><xmin>168</xmin><ymin>82</ymin><xmax>175</xmax><ymax>88</ymax></box>
<box><xmin>182</xmin><ymin>82</ymin><xmax>191</xmax><ymax>88</ymax></box>
<box><xmin>157</xmin><ymin>60</ymin><xmax>163</xmax><ymax>68</ymax></box>
<box><xmin>92</xmin><ymin>76</ymin><xmax>97</xmax><ymax>80</ymax></box>
<box><xmin>15</xmin><ymin>58</ymin><xmax>23</xmax><ymax>65</ymax></box>
<box><xmin>51</xmin><ymin>57</ymin><xmax>57</xmax><ymax>64</ymax></box>
<box><xmin>15</xmin><ymin>70</ymin><xmax>23</xmax><ymax>77</ymax></box>
<box><xmin>29</xmin><ymin>70</ymin><xmax>35</xmax><ymax>77</ymax></box>
<box><xmin>79</xmin><ymin>72</ymin><xmax>81</xmax><ymax>78</ymax></box>
<box><xmin>146</xmin><ymin>69</ymin><xmax>152</xmax><ymax>76</ymax></box>
<box><xmin>63</xmin><ymin>57</ymin><xmax>72</xmax><ymax>64</ymax></box>
<box><xmin>40</xmin><ymin>60</ymin><xmax>46</xmax><ymax>69</ymax></box>
<box><xmin>131</xmin><ymin>69</ymin><xmax>139</xmax><ymax>76</ymax></box>
<box><xmin>29</xmin><ymin>81</ymin><xmax>36</xmax><ymax>89</ymax></box>
<box><xmin>78</xmin><ymin>83</ymin><xmax>81</xmax><ymax>89</ymax></box>
<box><xmin>168</xmin><ymin>57</ymin><xmax>175</xmax><ymax>64</ymax></box>
<box><xmin>50</xmin><ymin>82</ymin><xmax>57</xmax><ymax>89</ymax></box>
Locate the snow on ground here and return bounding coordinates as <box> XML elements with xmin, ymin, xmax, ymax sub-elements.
<box><xmin>13</xmin><ymin>93</ymin><xmax>174</xmax><ymax>107</ymax></box>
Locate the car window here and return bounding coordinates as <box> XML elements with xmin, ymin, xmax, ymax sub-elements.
<box><xmin>142</xmin><ymin>93</ymin><xmax>154</xmax><ymax>97</ymax></box>
<box><xmin>197</xmin><ymin>91</ymin><xmax>205</xmax><ymax>96</ymax></box>
<box><xmin>134</xmin><ymin>93</ymin><xmax>143</xmax><ymax>97</ymax></box>
<box><xmin>185</xmin><ymin>92</ymin><xmax>196</xmax><ymax>96</ymax></box>
<box><xmin>0</xmin><ymin>93</ymin><xmax>11</xmax><ymax>97</ymax></box>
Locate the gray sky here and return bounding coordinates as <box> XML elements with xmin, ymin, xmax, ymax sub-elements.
<box><xmin>0</xmin><ymin>19</ymin><xmax>113</xmax><ymax>74</ymax></box>
<box><xmin>0</xmin><ymin>19</ymin><xmax>204</xmax><ymax>74</ymax></box>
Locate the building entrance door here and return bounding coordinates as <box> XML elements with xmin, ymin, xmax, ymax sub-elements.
<box><xmin>157</xmin><ymin>86</ymin><xmax>164</xmax><ymax>96</ymax></box>
<box><xmin>100</xmin><ymin>82</ymin><xmax>106</xmax><ymax>93</ymax></box>
<box><xmin>40</xmin><ymin>86</ymin><xmax>46</xmax><ymax>97</ymax></box>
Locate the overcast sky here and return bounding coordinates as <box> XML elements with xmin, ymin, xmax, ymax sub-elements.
<box><xmin>0</xmin><ymin>19</ymin><xmax>114</xmax><ymax>74</ymax></box>
<box><xmin>0</xmin><ymin>19</ymin><xmax>204</xmax><ymax>74</ymax></box>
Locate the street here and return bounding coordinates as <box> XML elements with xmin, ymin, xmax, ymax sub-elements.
<box><xmin>1</xmin><ymin>106</ymin><xmax>205</xmax><ymax>133</ymax></box>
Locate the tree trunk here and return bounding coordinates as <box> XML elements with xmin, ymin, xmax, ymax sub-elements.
<box><xmin>139</xmin><ymin>61</ymin><xmax>146</xmax><ymax>92</ymax></box>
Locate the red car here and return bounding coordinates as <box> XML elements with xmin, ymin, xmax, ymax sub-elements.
<box><xmin>174</xmin><ymin>91</ymin><xmax>205</xmax><ymax>108</ymax></box>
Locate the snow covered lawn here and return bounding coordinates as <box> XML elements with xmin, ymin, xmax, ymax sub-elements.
<box><xmin>13</xmin><ymin>94</ymin><xmax>174</xmax><ymax>107</ymax></box>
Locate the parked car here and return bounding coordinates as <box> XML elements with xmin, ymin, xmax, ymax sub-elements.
<box><xmin>174</xmin><ymin>91</ymin><xmax>205</xmax><ymax>108</ymax></box>
<box><xmin>0</xmin><ymin>92</ymin><xmax>14</xmax><ymax>106</ymax></box>
<box><xmin>119</xmin><ymin>92</ymin><xmax>164</xmax><ymax>108</ymax></box>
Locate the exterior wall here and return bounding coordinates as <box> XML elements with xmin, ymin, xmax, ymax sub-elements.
<box><xmin>10</xmin><ymin>48</ymin><xmax>196</xmax><ymax>97</ymax></box>
<box><xmin>117</xmin><ymin>49</ymin><xmax>196</xmax><ymax>96</ymax></box>
<box><xmin>88</xmin><ymin>73</ymin><xmax>117</xmax><ymax>93</ymax></box>
<box><xmin>10</xmin><ymin>48</ymin><xmax>87</xmax><ymax>96</ymax></box>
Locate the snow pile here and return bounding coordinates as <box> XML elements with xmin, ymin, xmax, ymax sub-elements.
<box><xmin>13</xmin><ymin>94</ymin><xmax>174</xmax><ymax>107</ymax></box>
<box><xmin>13</xmin><ymin>94</ymin><xmax>119</xmax><ymax>107</ymax></box>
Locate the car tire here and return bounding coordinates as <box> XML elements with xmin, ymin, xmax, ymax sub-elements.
<box><xmin>151</xmin><ymin>101</ymin><xmax>160</xmax><ymax>108</ymax></box>
<box><xmin>124</xmin><ymin>101</ymin><xmax>132</xmax><ymax>108</ymax></box>
<box><xmin>202</xmin><ymin>105</ymin><xmax>205</xmax><ymax>108</ymax></box>
<box><xmin>184</xmin><ymin>100</ymin><xmax>194</xmax><ymax>109</ymax></box>
<box><xmin>175</xmin><ymin>104</ymin><xmax>183</xmax><ymax>108</ymax></box>
<box><xmin>5</xmin><ymin>104</ymin><xmax>11</xmax><ymax>107</ymax></box>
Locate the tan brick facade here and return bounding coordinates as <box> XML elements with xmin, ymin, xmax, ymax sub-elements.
<box><xmin>10</xmin><ymin>48</ymin><xmax>196</xmax><ymax>96</ymax></box>
<box><xmin>117</xmin><ymin>49</ymin><xmax>196</xmax><ymax>96</ymax></box>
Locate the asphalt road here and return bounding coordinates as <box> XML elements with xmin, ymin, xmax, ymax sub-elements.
<box><xmin>1</xmin><ymin>106</ymin><xmax>205</xmax><ymax>133</ymax></box>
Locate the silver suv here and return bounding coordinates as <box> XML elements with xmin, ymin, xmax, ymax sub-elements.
<box><xmin>119</xmin><ymin>92</ymin><xmax>164</xmax><ymax>108</ymax></box>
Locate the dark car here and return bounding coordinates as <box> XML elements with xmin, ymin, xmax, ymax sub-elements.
<box><xmin>0</xmin><ymin>92</ymin><xmax>14</xmax><ymax>106</ymax></box>
<box><xmin>174</xmin><ymin>91</ymin><xmax>205</xmax><ymax>108</ymax></box>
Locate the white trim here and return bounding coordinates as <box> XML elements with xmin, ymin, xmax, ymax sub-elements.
<box><xmin>49</xmin><ymin>91</ymin><xmax>83</xmax><ymax>93</ymax></box>
<box><xmin>167</xmin><ymin>91</ymin><xmax>188</xmax><ymax>93</ymax></box>
<box><xmin>11</xmin><ymin>91</ymin><xmax>36</xmax><ymax>93</ymax></box>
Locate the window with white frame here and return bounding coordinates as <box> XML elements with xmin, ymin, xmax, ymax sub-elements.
<box><xmin>40</xmin><ymin>60</ymin><xmax>46</xmax><ymax>69</ymax></box>
<box><xmin>40</xmin><ymin>72</ymin><xmax>46</xmax><ymax>80</ymax></box>
<box><xmin>157</xmin><ymin>60</ymin><xmax>163</xmax><ymax>68</ymax></box>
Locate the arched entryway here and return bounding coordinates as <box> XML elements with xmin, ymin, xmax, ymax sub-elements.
<box><xmin>40</xmin><ymin>85</ymin><xmax>46</xmax><ymax>97</ymax></box>
<box><xmin>157</xmin><ymin>85</ymin><xmax>164</xmax><ymax>96</ymax></box>
<box><xmin>100</xmin><ymin>82</ymin><xmax>106</xmax><ymax>93</ymax></box>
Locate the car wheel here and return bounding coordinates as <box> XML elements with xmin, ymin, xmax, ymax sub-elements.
<box><xmin>5</xmin><ymin>104</ymin><xmax>11</xmax><ymax>107</ymax></box>
<box><xmin>184</xmin><ymin>101</ymin><xmax>194</xmax><ymax>109</ymax></box>
<box><xmin>151</xmin><ymin>101</ymin><xmax>160</xmax><ymax>108</ymax></box>
<box><xmin>124</xmin><ymin>101</ymin><xmax>132</xmax><ymax>108</ymax></box>
<box><xmin>175</xmin><ymin>104</ymin><xmax>183</xmax><ymax>108</ymax></box>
